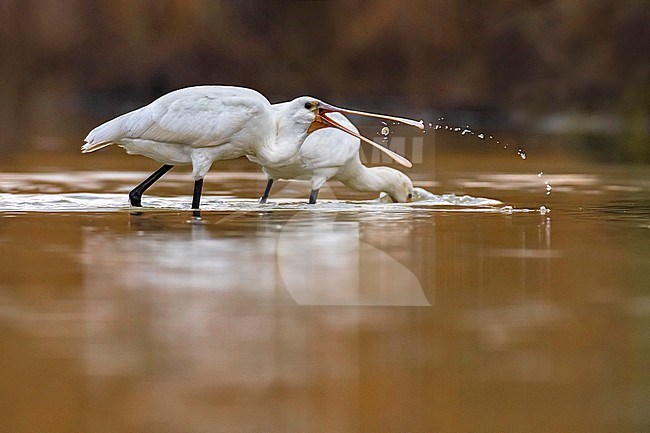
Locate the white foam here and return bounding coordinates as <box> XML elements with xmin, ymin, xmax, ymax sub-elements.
<box><xmin>0</xmin><ymin>189</ymin><xmax>511</xmax><ymax>214</ymax></box>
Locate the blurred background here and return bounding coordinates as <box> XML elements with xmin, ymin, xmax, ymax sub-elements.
<box><xmin>1</xmin><ymin>3</ymin><xmax>649</xmax><ymax>432</ymax></box>
<box><xmin>0</xmin><ymin>0</ymin><xmax>648</xmax><ymax>164</ymax></box>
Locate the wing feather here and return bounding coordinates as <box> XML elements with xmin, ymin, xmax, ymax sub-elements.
<box><xmin>82</xmin><ymin>86</ymin><xmax>270</xmax><ymax>152</ymax></box>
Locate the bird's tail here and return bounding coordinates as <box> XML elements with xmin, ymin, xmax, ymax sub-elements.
<box><xmin>81</xmin><ymin>140</ymin><xmax>112</xmax><ymax>153</ymax></box>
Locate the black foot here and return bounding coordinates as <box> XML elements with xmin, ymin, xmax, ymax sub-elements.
<box><xmin>129</xmin><ymin>190</ymin><xmax>143</xmax><ymax>207</ymax></box>
<box><xmin>192</xmin><ymin>178</ymin><xmax>204</xmax><ymax>211</ymax></box>
<box><xmin>308</xmin><ymin>188</ymin><xmax>319</xmax><ymax>204</ymax></box>
<box><xmin>260</xmin><ymin>179</ymin><xmax>274</xmax><ymax>204</ymax></box>
<box><xmin>128</xmin><ymin>164</ymin><xmax>174</xmax><ymax>207</ymax></box>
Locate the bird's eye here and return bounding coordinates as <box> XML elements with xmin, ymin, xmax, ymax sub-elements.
<box><xmin>304</xmin><ymin>102</ymin><xmax>314</xmax><ymax>110</ymax></box>
<box><xmin>407</xmin><ymin>193</ymin><xmax>413</xmax><ymax>199</ymax></box>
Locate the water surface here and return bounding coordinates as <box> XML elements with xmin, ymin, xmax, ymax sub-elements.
<box><xmin>1</xmin><ymin>158</ymin><xmax>648</xmax><ymax>433</ymax></box>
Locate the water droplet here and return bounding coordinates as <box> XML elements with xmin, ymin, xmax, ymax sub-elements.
<box><xmin>461</xmin><ymin>129</ymin><xmax>471</xmax><ymax>135</ymax></box>
<box><xmin>517</xmin><ymin>148</ymin><xmax>527</xmax><ymax>159</ymax></box>
<box><xmin>538</xmin><ymin>171</ymin><xmax>544</xmax><ymax>177</ymax></box>
<box><xmin>500</xmin><ymin>205</ymin><xmax>514</xmax><ymax>213</ymax></box>
<box><xmin>428</xmin><ymin>122</ymin><xmax>433</xmax><ymax>128</ymax></box>
<box><xmin>454</xmin><ymin>127</ymin><xmax>461</xmax><ymax>132</ymax></box>
<box><xmin>477</xmin><ymin>133</ymin><xmax>485</xmax><ymax>139</ymax></box>
<box><xmin>545</xmin><ymin>181</ymin><xmax>552</xmax><ymax>195</ymax></box>
<box><xmin>489</xmin><ymin>135</ymin><xmax>493</xmax><ymax>139</ymax></box>
<box><xmin>381</xmin><ymin>126</ymin><xmax>390</xmax><ymax>136</ymax></box>
<box><xmin>382</xmin><ymin>121</ymin><xmax>388</xmax><ymax>126</ymax></box>
<box><xmin>434</xmin><ymin>124</ymin><xmax>442</xmax><ymax>130</ymax></box>
<box><xmin>539</xmin><ymin>205</ymin><xmax>549</xmax><ymax>214</ymax></box>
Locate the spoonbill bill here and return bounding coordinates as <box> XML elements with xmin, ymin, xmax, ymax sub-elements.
<box><xmin>82</xmin><ymin>85</ymin><xmax>423</xmax><ymax>212</ymax></box>
<box><xmin>250</xmin><ymin>109</ymin><xmax>414</xmax><ymax>203</ymax></box>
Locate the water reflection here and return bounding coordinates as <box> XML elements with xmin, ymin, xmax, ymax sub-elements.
<box><xmin>1</xmin><ymin>167</ymin><xmax>649</xmax><ymax>432</ymax></box>
<box><xmin>85</xmin><ymin>214</ymin><xmax>278</xmax><ymax>295</ymax></box>
<box><xmin>82</xmin><ymin>210</ymin><xmax>431</xmax><ymax>306</ymax></box>
<box><xmin>278</xmin><ymin>212</ymin><xmax>429</xmax><ymax>306</ymax></box>
<box><xmin>74</xmin><ymin>209</ymin><xmax>432</xmax><ymax>431</ymax></box>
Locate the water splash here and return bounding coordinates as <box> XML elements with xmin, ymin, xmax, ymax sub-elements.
<box><xmin>379</xmin><ymin>188</ymin><xmax>502</xmax><ymax>207</ymax></box>
<box><xmin>429</xmin><ymin>121</ymin><xmax>496</xmax><ymax>142</ymax></box>
<box><xmin>0</xmin><ymin>189</ymin><xmax>531</xmax><ymax>214</ymax></box>
<box><xmin>426</xmin><ymin>120</ymin><xmax>539</xmax><ymax>165</ymax></box>
<box><xmin>426</xmin><ymin>121</ymin><xmax>556</xmax><ymax>204</ymax></box>
<box><xmin>376</xmin><ymin>121</ymin><xmax>391</xmax><ymax>143</ymax></box>
<box><xmin>429</xmin><ymin>121</ymin><xmax>533</xmax><ymax>163</ymax></box>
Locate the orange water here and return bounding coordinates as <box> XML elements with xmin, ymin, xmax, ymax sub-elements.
<box><xmin>1</xmin><ymin>151</ymin><xmax>648</xmax><ymax>433</ymax></box>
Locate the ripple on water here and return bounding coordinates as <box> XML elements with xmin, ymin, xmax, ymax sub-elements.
<box><xmin>0</xmin><ymin>188</ymin><xmax>544</xmax><ymax>215</ymax></box>
<box><xmin>0</xmin><ymin>169</ymin><xmax>551</xmax><ymax>214</ymax></box>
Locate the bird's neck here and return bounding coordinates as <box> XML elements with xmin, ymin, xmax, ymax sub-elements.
<box><xmin>337</xmin><ymin>161</ymin><xmax>390</xmax><ymax>193</ymax></box>
<box><xmin>256</xmin><ymin>118</ymin><xmax>308</xmax><ymax>167</ymax></box>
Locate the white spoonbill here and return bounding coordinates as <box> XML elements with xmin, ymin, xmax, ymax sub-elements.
<box><xmin>82</xmin><ymin>85</ymin><xmax>423</xmax><ymax>212</ymax></box>
<box><xmin>250</xmin><ymin>109</ymin><xmax>414</xmax><ymax>204</ymax></box>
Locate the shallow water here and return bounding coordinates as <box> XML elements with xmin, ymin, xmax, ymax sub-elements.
<box><xmin>1</xmin><ymin>158</ymin><xmax>649</xmax><ymax>432</ymax></box>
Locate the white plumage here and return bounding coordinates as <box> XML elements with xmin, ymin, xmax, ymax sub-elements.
<box><xmin>84</xmin><ymin>86</ymin><xmax>284</xmax><ymax>179</ymax></box>
<box><xmin>250</xmin><ymin>109</ymin><xmax>414</xmax><ymax>203</ymax></box>
<box><xmin>82</xmin><ymin>85</ymin><xmax>423</xmax><ymax>212</ymax></box>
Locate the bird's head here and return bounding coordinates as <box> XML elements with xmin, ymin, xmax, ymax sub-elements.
<box><xmin>283</xmin><ymin>96</ymin><xmax>424</xmax><ymax>169</ymax></box>
<box><xmin>373</xmin><ymin>167</ymin><xmax>414</xmax><ymax>203</ymax></box>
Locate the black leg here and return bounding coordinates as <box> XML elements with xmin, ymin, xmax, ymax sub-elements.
<box><xmin>192</xmin><ymin>178</ymin><xmax>203</xmax><ymax>218</ymax></box>
<box><xmin>259</xmin><ymin>179</ymin><xmax>274</xmax><ymax>204</ymax></box>
<box><xmin>308</xmin><ymin>188</ymin><xmax>320</xmax><ymax>204</ymax></box>
<box><xmin>129</xmin><ymin>164</ymin><xmax>174</xmax><ymax>207</ymax></box>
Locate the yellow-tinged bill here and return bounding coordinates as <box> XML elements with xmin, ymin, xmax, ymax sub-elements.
<box><xmin>308</xmin><ymin>101</ymin><xmax>423</xmax><ymax>168</ymax></box>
